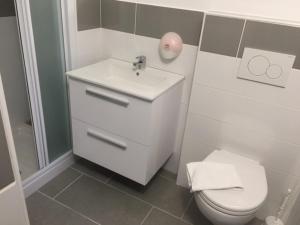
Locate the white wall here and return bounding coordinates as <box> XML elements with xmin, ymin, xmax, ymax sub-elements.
<box><xmin>119</xmin><ymin>0</ymin><xmax>211</xmax><ymax>11</ymax></box>
<box><xmin>75</xmin><ymin>28</ymin><xmax>104</xmax><ymax>68</ymax></box>
<box><xmin>99</xmin><ymin>0</ymin><xmax>300</xmax><ymax>23</ymax></box>
<box><xmin>126</xmin><ymin>0</ymin><xmax>300</xmax><ymax>22</ymax></box>
<box><xmin>65</xmin><ymin>0</ymin><xmax>200</xmax><ymax>172</ymax></box>
<box><xmin>73</xmin><ymin>28</ymin><xmax>198</xmax><ymax>172</ymax></box>
<box><xmin>66</xmin><ymin>0</ymin><xmax>300</xmax><ymax>174</ymax></box>
<box><xmin>210</xmin><ymin>0</ymin><xmax>300</xmax><ymax>22</ymax></box>
<box><xmin>177</xmin><ymin>51</ymin><xmax>300</xmax><ymax>219</ymax></box>
<box><xmin>103</xmin><ymin>29</ymin><xmax>199</xmax><ymax>172</ymax></box>
<box><xmin>65</xmin><ymin>0</ymin><xmax>300</xmax><ymax>220</ymax></box>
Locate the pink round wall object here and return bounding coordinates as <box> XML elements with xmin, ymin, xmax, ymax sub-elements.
<box><xmin>159</xmin><ymin>32</ymin><xmax>183</xmax><ymax>59</ymax></box>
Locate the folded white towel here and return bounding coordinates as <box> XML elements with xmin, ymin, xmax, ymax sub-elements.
<box><xmin>186</xmin><ymin>161</ymin><xmax>244</xmax><ymax>192</ymax></box>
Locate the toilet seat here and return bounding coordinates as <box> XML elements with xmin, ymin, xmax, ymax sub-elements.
<box><xmin>195</xmin><ymin>191</ymin><xmax>256</xmax><ymax>225</ymax></box>
<box><xmin>196</xmin><ymin>192</ymin><xmax>259</xmax><ymax>216</ymax></box>
<box><xmin>196</xmin><ymin>150</ymin><xmax>268</xmax><ymax>215</ymax></box>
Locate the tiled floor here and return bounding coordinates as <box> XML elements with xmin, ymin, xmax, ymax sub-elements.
<box><xmin>14</xmin><ymin>123</ymin><xmax>39</xmax><ymax>180</ymax></box>
<box><xmin>26</xmin><ymin>158</ymin><xmax>262</xmax><ymax>225</ymax></box>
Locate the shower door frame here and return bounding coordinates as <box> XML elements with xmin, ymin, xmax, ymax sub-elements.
<box><xmin>14</xmin><ymin>0</ymin><xmax>49</xmax><ymax>169</ymax></box>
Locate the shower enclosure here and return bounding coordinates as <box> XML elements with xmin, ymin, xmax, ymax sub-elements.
<box><xmin>0</xmin><ymin>0</ymin><xmax>38</xmax><ymax>180</ymax></box>
<box><xmin>0</xmin><ymin>0</ymin><xmax>71</xmax><ymax>181</ymax></box>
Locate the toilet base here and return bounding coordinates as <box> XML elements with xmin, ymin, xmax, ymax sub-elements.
<box><xmin>195</xmin><ymin>193</ymin><xmax>255</xmax><ymax>225</ymax></box>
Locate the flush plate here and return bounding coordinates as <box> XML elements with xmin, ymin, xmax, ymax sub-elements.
<box><xmin>237</xmin><ymin>48</ymin><xmax>295</xmax><ymax>87</ymax></box>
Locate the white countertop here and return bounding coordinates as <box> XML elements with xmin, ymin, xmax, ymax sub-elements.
<box><xmin>66</xmin><ymin>58</ymin><xmax>184</xmax><ymax>101</ymax></box>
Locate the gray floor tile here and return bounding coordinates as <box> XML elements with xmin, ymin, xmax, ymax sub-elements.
<box><xmin>39</xmin><ymin>168</ymin><xmax>81</xmax><ymax>197</ymax></box>
<box><xmin>182</xmin><ymin>199</ymin><xmax>212</xmax><ymax>225</ymax></box>
<box><xmin>143</xmin><ymin>208</ymin><xmax>189</xmax><ymax>225</ymax></box>
<box><xmin>71</xmin><ymin>158</ymin><xmax>114</xmax><ymax>182</ymax></box>
<box><xmin>56</xmin><ymin>175</ymin><xmax>151</xmax><ymax>225</ymax></box>
<box><xmin>108</xmin><ymin>173</ymin><xmax>192</xmax><ymax>217</ymax></box>
<box><xmin>246</xmin><ymin>218</ymin><xmax>264</xmax><ymax>225</ymax></box>
<box><xmin>26</xmin><ymin>192</ymin><xmax>97</xmax><ymax>225</ymax></box>
<box><xmin>158</xmin><ymin>169</ymin><xmax>177</xmax><ymax>182</ymax></box>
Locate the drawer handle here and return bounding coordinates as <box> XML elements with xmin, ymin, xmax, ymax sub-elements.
<box><xmin>87</xmin><ymin>129</ymin><xmax>127</xmax><ymax>150</ymax></box>
<box><xmin>86</xmin><ymin>88</ymin><xmax>129</xmax><ymax>107</ymax></box>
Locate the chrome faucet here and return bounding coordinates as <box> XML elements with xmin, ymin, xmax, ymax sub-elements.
<box><xmin>133</xmin><ymin>56</ymin><xmax>146</xmax><ymax>70</ymax></box>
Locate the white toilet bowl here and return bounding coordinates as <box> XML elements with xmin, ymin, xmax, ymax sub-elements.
<box><xmin>194</xmin><ymin>150</ymin><xmax>268</xmax><ymax>225</ymax></box>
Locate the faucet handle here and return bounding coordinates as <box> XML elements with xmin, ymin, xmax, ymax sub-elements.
<box><xmin>136</xmin><ymin>55</ymin><xmax>146</xmax><ymax>62</ymax></box>
<box><xmin>133</xmin><ymin>55</ymin><xmax>146</xmax><ymax>70</ymax></box>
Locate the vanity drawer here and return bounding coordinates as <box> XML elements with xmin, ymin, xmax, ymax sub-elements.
<box><xmin>72</xmin><ymin>119</ymin><xmax>149</xmax><ymax>184</ymax></box>
<box><xmin>69</xmin><ymin>79</ymin><xmax>152</xmax><ymax>145</ymax></box>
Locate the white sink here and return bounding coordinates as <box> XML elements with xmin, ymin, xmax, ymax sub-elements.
<box><xmin>66</xmin><ymin>58</ymin><xmax>184</xmax><ymax>101</ymax></box>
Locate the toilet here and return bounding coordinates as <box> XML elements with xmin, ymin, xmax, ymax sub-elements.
<box><xmin>194</xmin><ymin>150</ymin><xmax>268</xmax><ymax>225</ymax></box>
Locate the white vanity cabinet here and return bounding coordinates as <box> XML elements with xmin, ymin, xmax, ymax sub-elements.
<box><xmin>67</xmin><ymin>59</ymin><xmax>184</xmax><ymax>185</ymax></box>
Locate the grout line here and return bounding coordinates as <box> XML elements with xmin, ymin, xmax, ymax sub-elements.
<box><xmin>188</xmin><ymin>109</ymin><xmax>300</xmax><ymax>158</ymax></box>
<box><xmin>37</xmin><ymin>191</ymin><xmax>102</xmax><ymax>225</ymax></box>
<box><xmin>69</xmin><ymin>166</ymin><xmax>84</xmax><ymax>175</ymax></box>
<box><xmin>76</xmin><ymin>172</ymin><xmax>189</xmax><ymax>220</ymax></box>
<box><xmin>70</xmin><ymin>167</ymin><xmax>114</xmax><ymax>184</ymax></box>
<box><xmin>99</xmin><ymin>0</ymin><xmax>102</xmax><ymax>27</ymax></box>
<box><xmin>236</xmin><ymin>19</ymin><xmax>246</xmax><ymax>58</ymax></box>
<box><xmin>104</xmin><ymin>180</ymin><xmax>192</xmax><ymax>225</ymax></box>
<box><xmin>53</xmin><ymin>174</ymin><xmax>83</xmax><ymax>199</ymax></box>
<box><xmin>80</xmin><ymin>173</ymin><xmax>153</xmax><ymax>205</ymax></box>
<box><xmin>133</xmin><ymin>2</ymin><xmax>137</xmax><ymax>35</ymax></box>
<box><xmin>110</xmin><ymin>55</ymin><xmax>189</xmax><ymax>77</ymax></box>
<box><xmin>69</xmin><ymin>167</ymin><xmax>194</xmax><ymax>223</ymax></box>
<box><xmin>181</xmin><ymin>196</ymin><xmax>193</xmax><ymax>219</ymax></box>
<box><xmin>184</xmin><ymin>113</ymin><xmax>300</xmax><ymax>182</ymax></box>
<box><xmin>109</xmin><ymin>56</ymin><xmax>188</xmax><ymax>77</ymax></box>
<box><xmin>198</xmin><ymin>13</ymin><xmax>207</xmax><ymax>51</ymax></box>
<box><xmin>152</xmin><ymin>207</ymin><xmax>193</xmax><ymax>225</ymax></box>
<box><xmin>193</xmin><ymin>81</ymin><xmax>300</xmax><ymax>114</ymax></box>
<box><xmin>70</xmin><ymin>167</ymin><xmax>91</xmax><ymax>177</ymax></box>
<box><xmin>70</xmin><ymin>165</ymin><xmax>80</xmax><ymax>172</ymax></box>
<box><xmin>133</xmin><ymin>2</ymin><xmax>139</xmax><ymax>56</ymax></box>
<box><xmin>140</xmin><ymin>207</ymin><xmax>153</xmax><ymax>225</ymax></box>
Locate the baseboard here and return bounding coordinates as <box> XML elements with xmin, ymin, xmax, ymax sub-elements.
<box><xmin>22</xmin><ymin>151</ymin><xmax>75</xmax><ymax>197</ymax></box>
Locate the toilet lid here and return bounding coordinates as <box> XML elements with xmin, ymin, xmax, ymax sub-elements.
<box><xmin>200</xmin><ymin>150</ymin><xmax>268</xmax><ymax>213</ymax></box>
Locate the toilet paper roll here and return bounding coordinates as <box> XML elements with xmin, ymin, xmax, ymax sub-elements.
<box><xmin>159</xmin><ymin>32</ymin><xmax>183</xmax><ymax>60</ymax></box>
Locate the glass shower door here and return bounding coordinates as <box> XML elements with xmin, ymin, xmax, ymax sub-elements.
<box><xmin>29</xmin><ymin>0</ymin><xmax>71</xmax><ymax>162</ymax></box>
<box><xmin>0</xmin><ymin>0</ymin><xmax>39</xmax><ymax>180</ymax></box>
<box><xmin>0</xmin><ymin>75</ymin><xmax>30</xmax><ymax>225</ymax></box>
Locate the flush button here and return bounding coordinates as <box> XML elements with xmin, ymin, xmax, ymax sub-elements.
<box><xmin>266</xmin><ymin>64</ymin><xmax>283</xmax><ymax>79</ymax></box>
<box><xmin>238</xmin><ymin>48</ymin><xmax>295</xmax><ymax>87</ymax></box>
<box><xmin>247</xmin><ymin>55</ymin><xmax>270</xmax><ymax>76</ymax></box>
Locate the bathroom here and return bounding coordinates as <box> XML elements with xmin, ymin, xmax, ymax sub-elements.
<box><xmin>0</xmin><ymin>0</ymin><xmax>300</xmax><ymax>224</ymax></box>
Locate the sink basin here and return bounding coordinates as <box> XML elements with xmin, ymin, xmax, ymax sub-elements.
<box><xmin>66</xmin><ymin>58</ymin><xmax>184</xmax><ymax>101</ymax></box>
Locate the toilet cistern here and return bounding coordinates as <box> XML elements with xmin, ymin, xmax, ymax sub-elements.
<box><xmin>133</xmin><ymin>55</ymin><xmax>146</xmax><ymax>70</ymax></box>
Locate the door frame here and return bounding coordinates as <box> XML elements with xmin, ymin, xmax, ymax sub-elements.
<box><xmin>0</xmin><ymin>75</ymin><xmax>30</xmax><ymax>225</ymax></box>
<box><xmin>61</xmin><ymin>0</ymin><xmax>77</xmax><ymax>70</ymax></box>
<box><xmin>14</xmin><ymin>0</ymin><xmax>49</xmax><ymax>168</ymax></box>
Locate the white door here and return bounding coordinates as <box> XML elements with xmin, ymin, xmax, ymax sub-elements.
<box><xmin>0</xmin><ymin>75</ymin><xmax>30</xmax><ymax>225</ymax></box>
